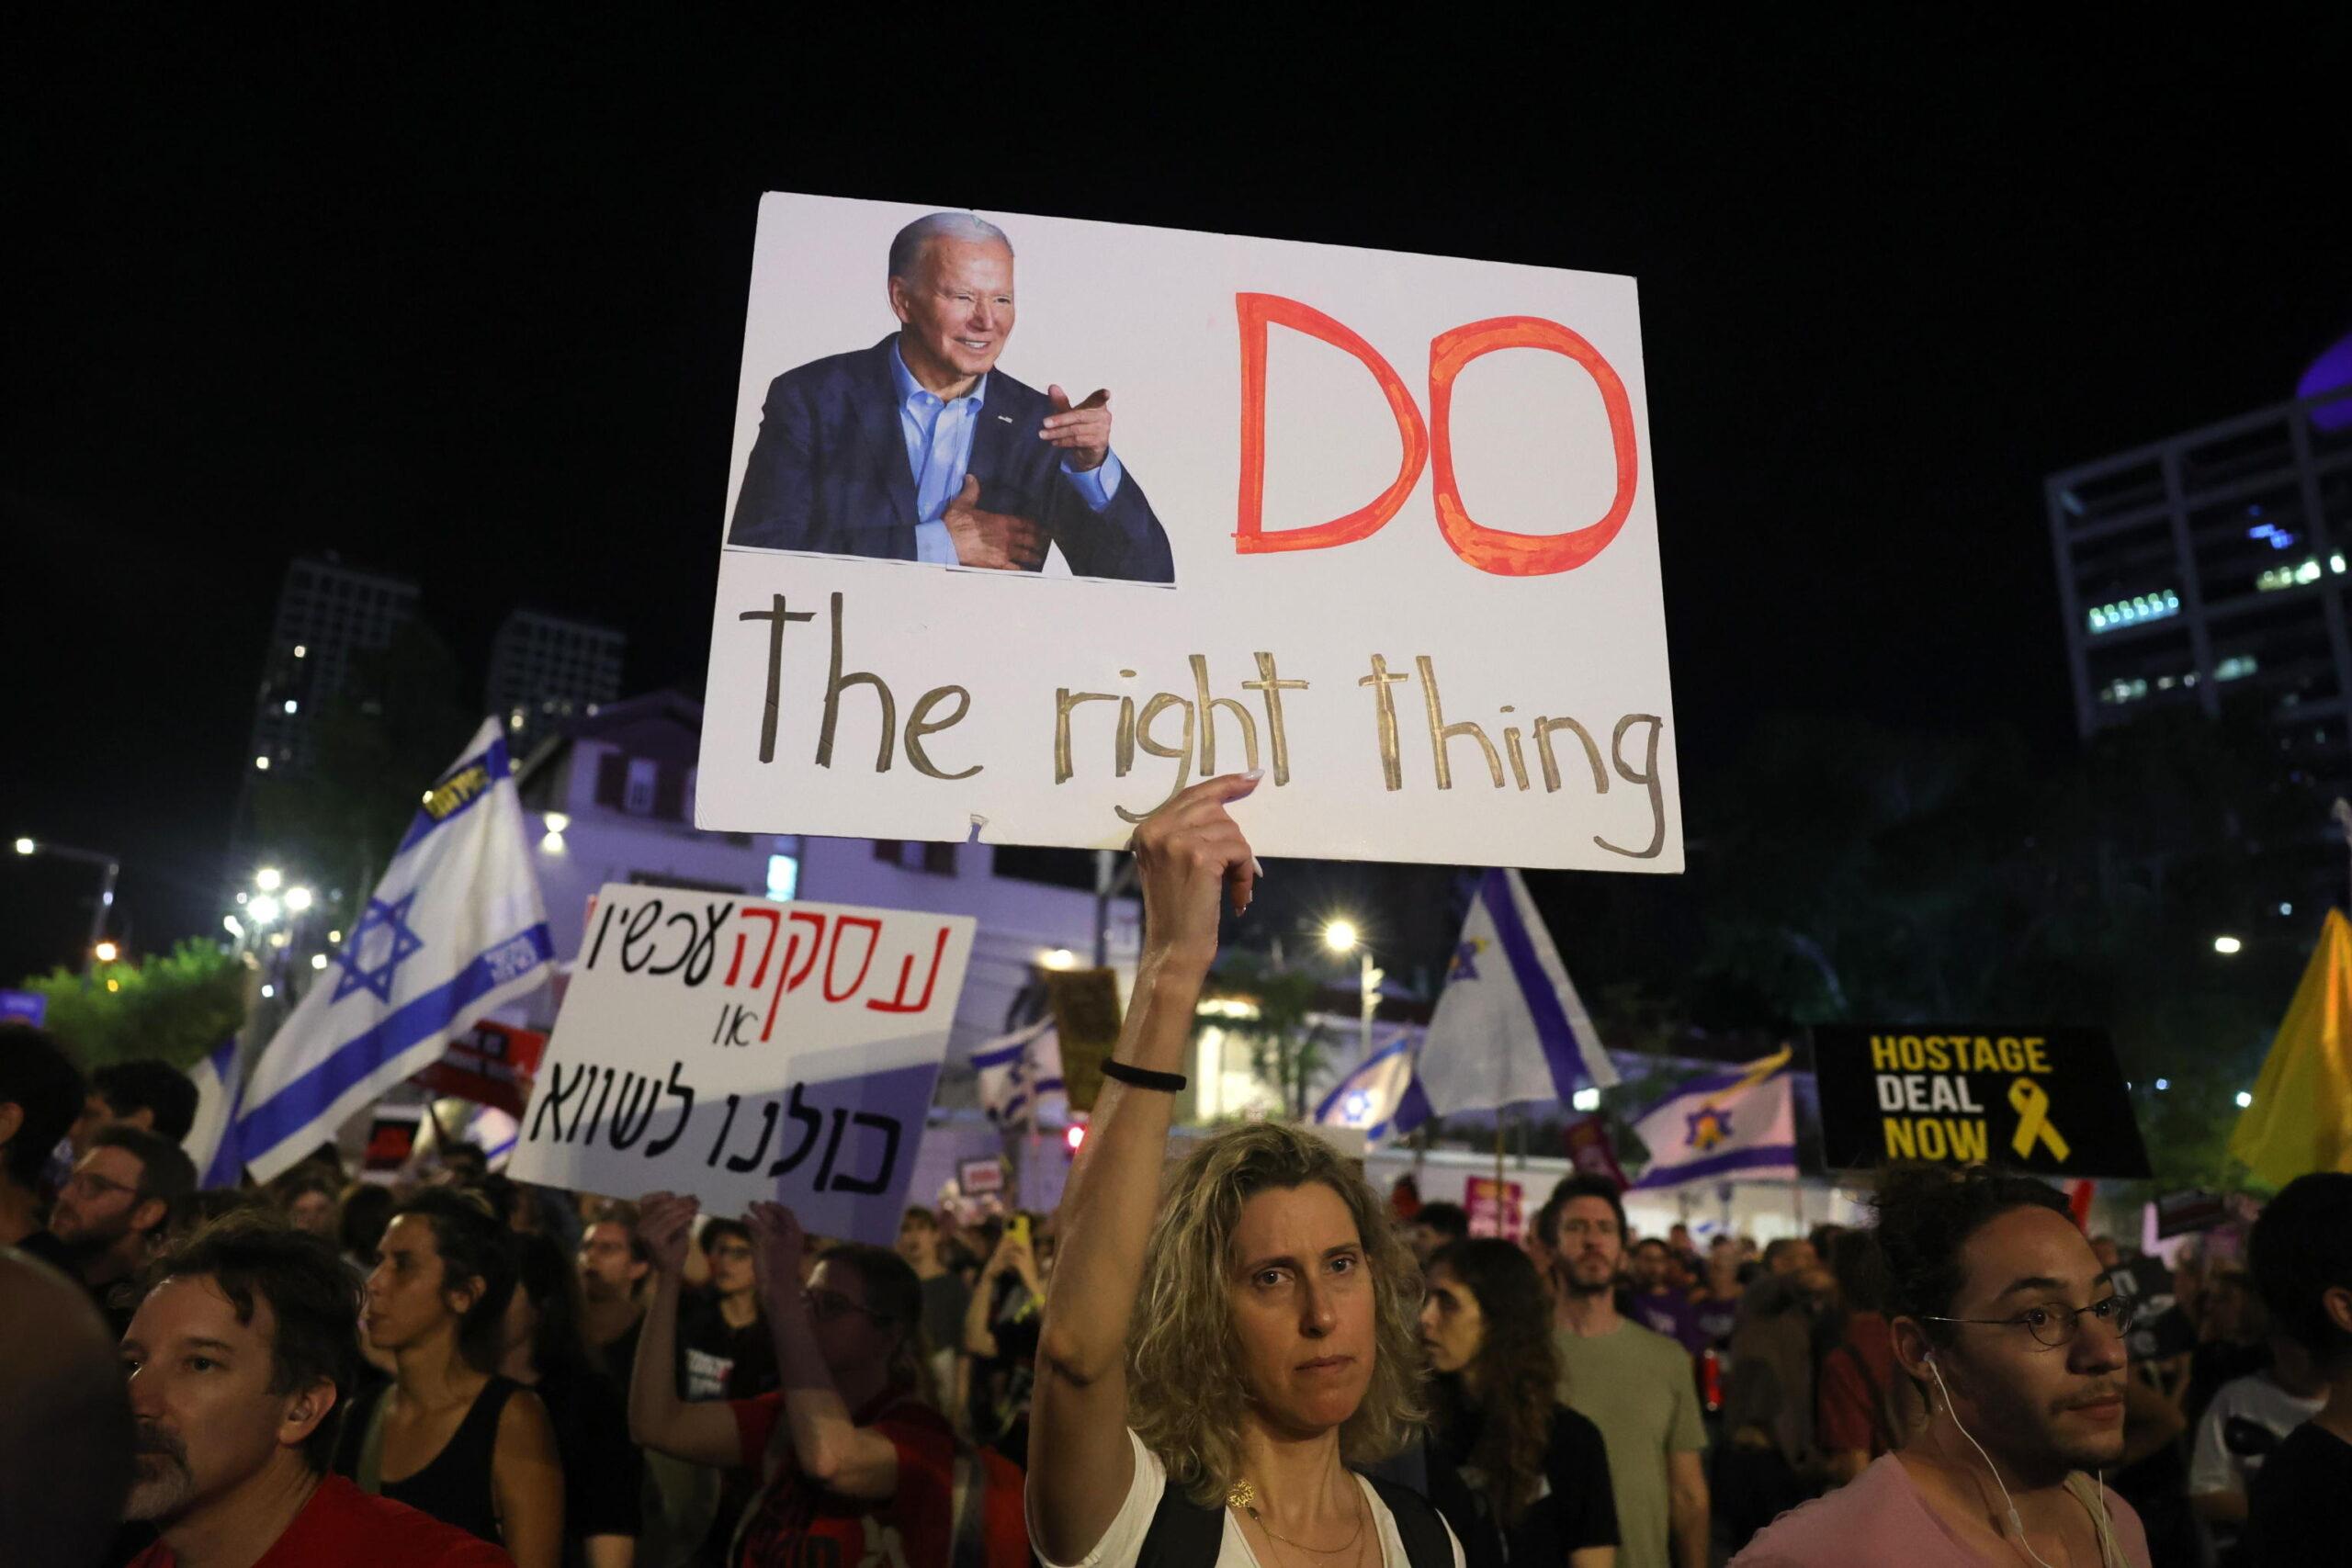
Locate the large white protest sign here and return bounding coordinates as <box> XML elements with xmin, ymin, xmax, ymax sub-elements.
<box><xmin>508</xmin><ymin>884</ymin><xmax>974</xmax><ymax>1242</ymax></box>
<box><xmin>696</xmin><ymin>193</ymin><xmax>1681</xmax><ymax>872</ymax></box>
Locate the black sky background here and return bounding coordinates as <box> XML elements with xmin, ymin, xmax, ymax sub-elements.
<box><xmin>4</xmin><ymin>13</ymin><xmax>2346</xmax><ymax>984</ymax></box>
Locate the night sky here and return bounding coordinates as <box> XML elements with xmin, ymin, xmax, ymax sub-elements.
<box><xmin>6</xmin><ymin>14</ymin><xmax>2346</xmax><ymax>981</ymax></box>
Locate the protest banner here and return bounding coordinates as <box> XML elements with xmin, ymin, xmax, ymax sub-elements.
<box><xmin>696</xmin><ymin>193</ymin><xmax>1680</xmax><ymax>872</ymax></box>
<box><xmin>413</xmin><ymin>1021</ymin><xmax>547</xmax><ymax>1118</ymax></box>
<box><xmin>1464</xmin><ymin>1176</ymin><xmax>1524</xmax><ymax>1241</ymax></box>
<box><xmin>362</xmin><ymin>1106</ymin><xmax>424</xmax><ymax>1179</ymax></box>
<box><xmin>509</xmin><ymin>884</ymin><xmax>974</xmax><ymax>1245</ymax></box>
<box><xmin>1047</xmin><ymin>965</ymin><xmax>1122</xmax><ymax>1112</ymax></box>
<box><xmin>1812</xmin><ymin>1025</ymin><xmax>2150</xmax><ymax>1179</ymax></box>
<box><xmin>957</xmin><ymin>1156</ymin><xmax>1004</xmax><ymax>1197</ymax></box>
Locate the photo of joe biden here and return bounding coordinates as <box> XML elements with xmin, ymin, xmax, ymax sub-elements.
<box><xmin>727</xmin><ymin>211</ymin><xmax>1175</xmax><ymax>584</ymax></box>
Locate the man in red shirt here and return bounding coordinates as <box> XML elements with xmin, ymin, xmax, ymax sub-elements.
<box><xmin>120</xmin><ymin>1212</ymin><xmax>510</xmax><ymax>1567</ymax></box>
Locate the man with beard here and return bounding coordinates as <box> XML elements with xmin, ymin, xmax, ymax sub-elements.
<box><xmin>1544</xmin><ymin>1172</ymin><xmax>1711</xmax><ymax>1568</ymax></box>
<box><xmin>119</xmin><ymin>1212</ymin><xmax>508</xmax><ymax>1565</ymax></box>
<box><xmin>1729</xmin><ymin>1167</ymin><xmax>2151</xmax><ymax>1567</ymax></box>
<box><xmin>43</xmin><ymin>1124</ymin><xmax>196</xmax><ymax>1334</ymax></box>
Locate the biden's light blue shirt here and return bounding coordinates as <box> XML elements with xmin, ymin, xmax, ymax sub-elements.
<box><xmin>890</xmin><ymin>340</ymin><xmax>1124</xmax><ymax>565</ymax></box>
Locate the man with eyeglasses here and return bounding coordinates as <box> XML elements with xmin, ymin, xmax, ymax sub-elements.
<box><xmin>1544</xmin><ymin>1172</ymin><xmax>1712</xmax><ymax>1568</ymax></box>
<box><xmin>42</xmin><ymin>1124</ymin><xmax>196</xmax><ymax>1335</ymax></box>
<box><xmin>1730</xmin><ymin>1166</ymin><xmax>2152</xmax><ymax>1567</ymax></box>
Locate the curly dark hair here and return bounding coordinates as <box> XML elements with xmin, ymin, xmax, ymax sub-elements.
<box><xmin>2249</xmin><ymin>1172</ymin><xmax>2352</xmax><ymax>1371</ymax></box>
<box><xmin>1427</xmin><ymin>1238</ymin><xmax>1561</xmax><ymax>1529</ymax></box>
<box><xmin>0</xmin><ymin>1026</ymin><xmax>85</xmax><ymax>1189</ymax></box>
<box><xmin>388</xmin><ymin>1187</ymin><xmax>516</xmax><ymax>1372</ymax></box>
<box><xmin>1871</xmin><ymin>1165</ymin><xmax>2067</xmax><ymax>1345</ymax></box>
<box><xmin>144</xmin><ymin>1213</ymin><xmax>360</xmax><ymax>1472</ymax></box>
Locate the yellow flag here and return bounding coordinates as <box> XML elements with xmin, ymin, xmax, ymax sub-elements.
<box><xmin>2229</xmin><ymin>908</ymin><xmax>2352</xmax><ymax>1187</ymax></box>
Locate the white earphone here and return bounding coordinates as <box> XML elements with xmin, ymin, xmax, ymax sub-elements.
<box><xmin>1926</xmin><ymin>1351</ymin><xmax>2064</xmax><ymax>1568</ymax></box>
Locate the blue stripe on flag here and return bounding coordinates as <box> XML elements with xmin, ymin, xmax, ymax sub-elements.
<box><xmin>1633</xmin><ymin>1144</ymin><xmax>1799</xmax><ymax>1187</ymax></box>
<box><xmin>1480</xmin><ymin>868</ymin><xmax>1589</xmax><ymax>1100</ymax></box>
<box><xmin>1394</xmin><ymin>1075</ymin><xmax>1433</xmax><ymax>1136</ymax></box>
<box><xmin>392</xmin><ymin>738</ymin><xmax>514</xmax><ymax>858</ymax></box>
<box><xmin>237</xmin><ymin>923</ymin><xmax>554</xmax><ymax>1152</ymax></box>
<box><xmin>199</xmin><ymin>1038</ymin><xmax>246</xmax><ymax>1189</ymax></box>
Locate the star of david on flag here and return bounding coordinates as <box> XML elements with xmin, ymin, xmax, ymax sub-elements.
<box><xmin>232</xmin><ymin>718</ymin><xmax>556</xmax><ymax>1184</ymax></box>
<box><xmin>333</xmin><ymin>891</ymin><xmax>427</xmax><ymax>1003</ymax></box>
<box><xmin>1628</xmin><ymin>1046</ymin><xmax>1799</xmax><ymax>1189</ymax></box>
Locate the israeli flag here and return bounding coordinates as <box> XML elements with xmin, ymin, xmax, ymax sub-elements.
<box><xmin>1627</xmin><ymin>1047</ymin><xmax>1799</xmax><ymax>1189</ymax></box>
<box><xmin>1312</xmin><ymin>1028</ymin><xmax>1429</xmax><ymax>1144</ymax></box>
<box><xmin>972</xmin><ymin>1019</ymin><xmax>1065</xmax><ymax>1132</ymax></box>
<box><xmin>1409</xmin><ymin>868</ymin><xmax>1618</xmax><ymax>1123</ymax></box>
<box><xmin>237</xmin><ymin>720</ymin><xmax>555</xmax><ymax>1184</ymax></box>
<box><xmin>181</xmin><ymin>1038</ymin><xmax>249</xmax><ymax>1188</ymax></box>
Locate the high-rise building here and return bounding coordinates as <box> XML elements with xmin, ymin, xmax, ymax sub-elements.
<box><xmin>486</xmin><ymin>609</ymin><xmax>625</xmax><ymax>758</ymax></box>
<box><xmin>2050</xmin><ymin>383</ymin><xmax>2352</xmax><ymax>793</ymax></box>
<box><xmin>249</xmin><ymin>555</ymin><xmax>419</xmax><ymax>774</ymax></box>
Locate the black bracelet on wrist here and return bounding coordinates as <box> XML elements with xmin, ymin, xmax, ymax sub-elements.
<box><xmin>1101</xmin><ymin>1059</ymin><xmax>1188</xmax><ymax>1092</ymax></box>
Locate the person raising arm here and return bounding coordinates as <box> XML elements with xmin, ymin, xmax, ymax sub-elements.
<box><xmin>1028</xmin><ymin>772</ymin><xmax>1460</xmax><ymax>1568</ymax></box>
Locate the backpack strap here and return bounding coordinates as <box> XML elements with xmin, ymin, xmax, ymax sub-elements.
<box><xmin>1136</xmin><ymin>1483</ymin><xmax>1225</xmax><ymax>1568</ymax></box>
<box><xmin>1363</xmin><ymin>1473</ymin><xmax>1455</xmax><ymax>1568</ymax></box>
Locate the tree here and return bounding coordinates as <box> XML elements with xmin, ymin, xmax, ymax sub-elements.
<box><xmin>1196</xmin><ymin>953</ymin><xmax>1335</xmax><ymax>1121</ymax></box>
<box><xmin>23</xmin><ymin>939</ymin><xmax>247</xmax><ymax>1071</ymax></box>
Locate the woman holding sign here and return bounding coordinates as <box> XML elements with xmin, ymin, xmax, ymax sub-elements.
<box><xmin>1028</xmin><ymin>773</ymin><xmax>1463</xmax><ymax>1568</ymax></box>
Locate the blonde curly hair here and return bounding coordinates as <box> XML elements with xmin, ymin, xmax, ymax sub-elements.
<box><xmin>1127</xmin><ymin>1122</ymin><xmax>1427</xmax><ymax>1506</ymax></box>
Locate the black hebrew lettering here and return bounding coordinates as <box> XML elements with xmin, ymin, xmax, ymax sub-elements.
<box><xmin>707</xmin><ymin>1092</ymin><xmax>741</xmax><ymax>1168</ymax></box>
<box><xmin>581</xmin><ymin>1066</ymin><xmax>617</xmax><ymax>1145</ymax></box>
<box><xmin>826</xmin><ymin>1111</ymin><xmax>904</xmax><ymax>1196</ymax></box>
<box><xmin>528</xmin><ymin>1061</ymin><xmax>584</xmax><ymax>1143</ymax></box>
<box><xmin>642</xmin><ymin>1062</ymin><xmax>696</xmax><ymax>1157</ymax></box>
<box><xmin>726</xmin><ymin>1100</ymin><xmax>781</xmax><ymax>1172</ymax></box>
<box><xmin>768</xmin><ymin>1083</ymin><xmax>823</xmax><ymax>1177</ymax></box>
<box><xmin>607</xmin><ymin>1071</ymin><xmax>656</xmax><ymax>1149</ymax></box>
<box><xmin>618</xmin><ymin>899</ymin><xmax>664</xmax><ymax>973</ymax></box>
<box><xmin>813</xmin><ymin>1107</ymin><xmax>851</xmax><ymax>1190</ymax></box>
<box><xmin>567</xmin><ymin>1065</ymin><xmax>605</xmax><ymax>1144</ymax></box>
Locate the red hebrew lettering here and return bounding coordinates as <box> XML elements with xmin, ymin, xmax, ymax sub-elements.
<box><xmin>729</xmin><ymin>907</ymin><xmax>781</xmax><ymax>987</ymax></box>
<box><xmin>1235</xmin><ymin>293</ymin><xmax>1429</xmax><ymax>555</ymax></box>
<box><xmin>823</xmin><ymin>917</ymin><xmax>882</xmax><ymax>1003</ymax></box>
<box><xmin>762</xmin><ymin>910</ymin><xmax>831</xmax><ymax>1043</ymax></box>
<box><xmin>867</xmin><ymin>926</ymin><xmax>953</xmax><ymax>1014</ymax></box>
<box><xmin>1427</xmin><ymin>316</ymin><xmax>1640</xmax><ymax>576</ymax></box>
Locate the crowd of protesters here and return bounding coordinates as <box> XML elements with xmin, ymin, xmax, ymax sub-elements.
<box><xmin>6</xmin><ymin>780</ymin><xmax>2351</xmax><ymax>1566</ymax></box>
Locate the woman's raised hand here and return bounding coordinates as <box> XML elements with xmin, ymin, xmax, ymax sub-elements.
<box><xmin>1130</xmin><ymin>772</ymin><xmax>1263</xmax><ymax>976</ymax></box>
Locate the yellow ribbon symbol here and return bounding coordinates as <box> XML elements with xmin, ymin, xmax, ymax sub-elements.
<box><xmin>2009</xmin><ymin>1077</ymin><xmax>2070</xmax><ymax>1162</ymax></box>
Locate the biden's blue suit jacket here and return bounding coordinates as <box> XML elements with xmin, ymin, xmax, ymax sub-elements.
<box><xmin>727</xmin><ymin>335</ymin><xmax>1175</xmax><ymax>584</ymax></box>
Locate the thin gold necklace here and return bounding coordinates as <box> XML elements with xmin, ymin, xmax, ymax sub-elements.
<box><xmin>1226</xmin><ymin>1477</ymin><xmax>1368</xmax><ymax>1558</ymax></box>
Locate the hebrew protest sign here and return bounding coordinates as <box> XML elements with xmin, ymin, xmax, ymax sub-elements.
<box><xmin>509</xmin><ymin>884</ymin><xmax>974</xmax><ymax>1244</ymax></box>
<box><xmin>413</xmin><ymin>1021</ymin><xmax>546</xmax><ymax>1118</ymax></box>
<box><xmin>697</xmin><ymin>193</ymin><xmax>1680</xmax><ymax>871</ymax></box>
<box><xmin>1812</xmin><ymin>1026</ymin><xmax>2150</xmax><ymax>1179</ymax></box>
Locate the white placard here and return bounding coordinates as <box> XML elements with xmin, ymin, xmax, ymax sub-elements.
<box><xmin>509</xmin><ymin>884</ymin><xmax>974</xmax><ymax>1242</ymax></box>
<box><xmin>698</xmin><ymin>193</ymin><xmax>1679</xmax><ymax>872</ymax></box>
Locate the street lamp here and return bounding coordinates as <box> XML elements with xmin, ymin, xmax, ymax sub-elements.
<box><xmin>11</xmin><ymin>836</ymin><xmax>122</xmax><ymax>971</ymax></box>
<box><xmin>285</xmin><ymin>886</ymin><xmax>313</xmax><ymax>913</ymax></box>
<box><xmin>2213</xmin><ymin>935</ymin><xmax>2243</xmax><ymax>955</ymax></box>
<box><xmin>254</xmin><ymin>867</ymin><xmax>283</xmax><ymax>893</ymax></box>
<box><xmin>1321</xmin><ymin>919</ymin><xmax>1379</xmax><ymax>1059</ymax></box>
<box><xmin>249</xmin><ymin>896</ymin><xmax>282</xmax><ymax>925</ymax></box>
<box><xmin>93</xmin><ymin>941</ymin><xmax>119</xmax><ymax>964</ymax></box>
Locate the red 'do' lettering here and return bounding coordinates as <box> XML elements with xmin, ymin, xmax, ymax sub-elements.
<box><xmin>1235</xmin><ymin>293</ymin><xmax>1429</xmax><ymax>555</ymax></box>
<box><xmin>1427</xmin><ymin>316</ymin><xmax>1639</xmax><ymax>577</ymax></box>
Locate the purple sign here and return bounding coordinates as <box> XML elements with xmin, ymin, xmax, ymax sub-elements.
<box><xmin>0</xmin><ymin>990</ymin><xmax>47</xmax><ymax>1027</ymax></box>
